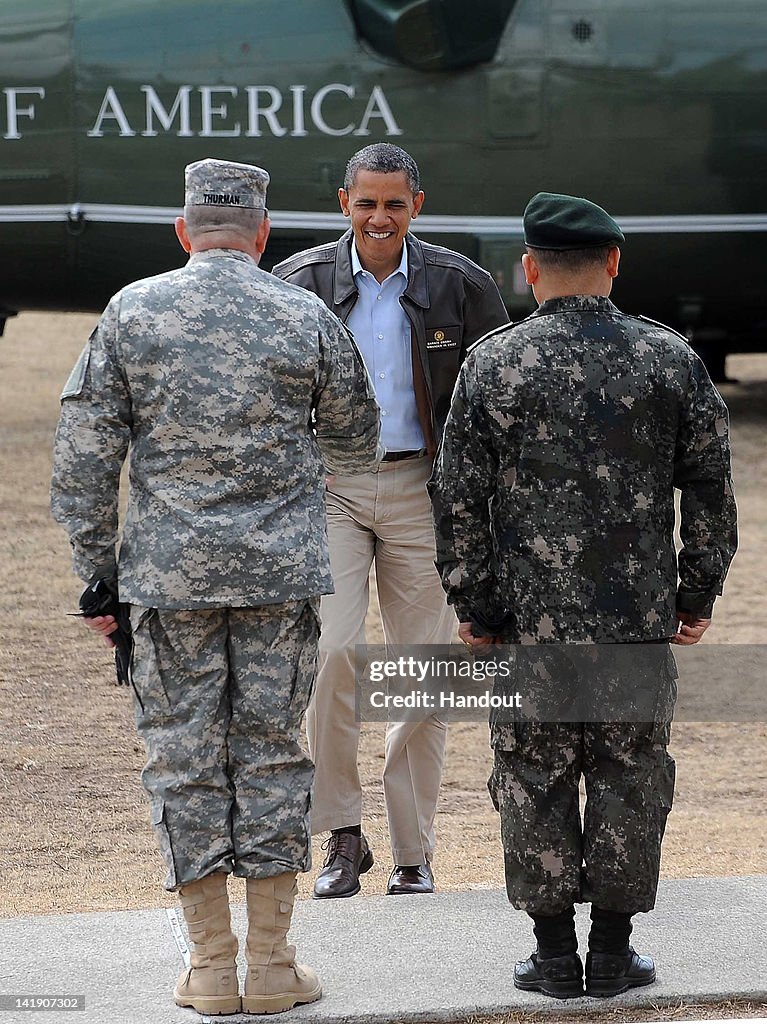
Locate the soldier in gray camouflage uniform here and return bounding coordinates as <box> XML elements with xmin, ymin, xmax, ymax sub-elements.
<box><xmin>429</xmin><ymin>192</ymin><xmax>737</xmax><ymax>999</ymax></box>
<box><xmin>51</xmin><ymin>158</ymin><xmax>381</xmax><ymax>1016</ymax></box>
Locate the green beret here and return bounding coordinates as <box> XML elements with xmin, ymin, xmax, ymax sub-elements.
<box><xmin>184</xmin><ymin>158</ymin><xmax>269</xmax><ymax>210</ymax></box>
<box><xmin>523</xmin><ymin>192</ymin><xmax>624</xmax><ymax>250</ymax></box>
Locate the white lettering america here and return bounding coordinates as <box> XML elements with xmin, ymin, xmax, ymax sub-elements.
<box><xmin>87</xmin><ymin>84</ymin><xmax>403</xmax><ymax>138</ymax></box>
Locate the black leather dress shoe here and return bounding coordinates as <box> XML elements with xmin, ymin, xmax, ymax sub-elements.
<box><xmin>313</xmin><ymin>832</ymin><xmax>373</xmax><ymax>899</ymax></box>
<box><xmin>585</xmin><ymin>948</ymin><xmax>656</xmax><ymax>997</ymax></box>
<box><xmin>513</xmin><ymin>951</ymin><xmax>584</xmax><ymax>999</ymax></box>
<box><xmin>386</xmin><ymin>863</ymin><xmax>434</xmax><ymax>895</ymax></box>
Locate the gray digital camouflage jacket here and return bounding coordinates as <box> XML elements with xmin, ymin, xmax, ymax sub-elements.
<box><xmin>429</xmin><ymin>295</ymin><xmax>737</xmax><ymax>642</ymax></box>
<box><xmin>51</xmin><ymin>248</ymin><xmax>381</xmax><ymax>608</ymax></box>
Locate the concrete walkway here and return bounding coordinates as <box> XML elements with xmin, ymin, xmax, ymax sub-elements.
<box><xmin>1</xmin><ymin>876</ymin><xmax>765</xmax><ymax>1024</ymax></box>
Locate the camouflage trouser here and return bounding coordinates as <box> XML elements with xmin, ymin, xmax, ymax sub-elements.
<box><xmin>129</xmin><ymin>600</ymin><xmax>319</xmax><ymax>891</ymax></box>
<box><xmin>487</xmin><ymin>644</ymin><xmax>677</xmax><ymax>915</ymax></box>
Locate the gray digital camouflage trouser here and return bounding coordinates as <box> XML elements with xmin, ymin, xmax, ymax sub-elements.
<box><xmin>487</xmin><ymin>644</ymin><xmax>677</xmax><ymax>915</ymax></box>
<box><xmin>129</xmin><ymin>600</ymin><xmax>318</xmax><ymax>890</ymax></box>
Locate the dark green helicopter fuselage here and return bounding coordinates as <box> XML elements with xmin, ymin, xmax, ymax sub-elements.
<box><xmin>1</xmin><ymin>0</ymin><xmax>765</xmax><ymax>371</ymax></box>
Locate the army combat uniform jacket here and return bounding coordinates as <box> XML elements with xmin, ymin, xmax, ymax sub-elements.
<box><xmin>430</xmin><ymin>295</ymin><xmax>737</xmax><ymax>642</ymax></box>
<box><xmin>272</xmin><ymin>229</ymin><xmax>508</xmax><ymax>451</ymax></box>
<box><xmin>430</xmin><ymin>294</ymin><xmax>737</xmax><ymax>916</ymax></box>
<box><xmin>51</xmin><ymin>248</ymin><xmax>381</xmax><ymax>608</ymax></box>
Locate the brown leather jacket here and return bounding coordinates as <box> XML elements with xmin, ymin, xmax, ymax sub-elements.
<box><xmin>272</xmin><ymin>229</ymin><xmax>508</xmax><ymax>453</ymax></box>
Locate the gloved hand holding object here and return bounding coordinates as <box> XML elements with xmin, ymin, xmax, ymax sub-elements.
<box><xmin>69</xmin><ymin>575</ymin><xmax>132</xmax><ymax>685</ymax></box>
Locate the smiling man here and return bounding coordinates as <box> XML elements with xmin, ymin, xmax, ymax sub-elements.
<box><xmin>273</xmin><ymin>143</ymin><xmax>508</xmax><ymax>898</ymax></box>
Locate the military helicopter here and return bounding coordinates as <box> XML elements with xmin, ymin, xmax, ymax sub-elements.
<box><xmin>1</xmin><ymin>0</ymin><xmax>766</xmax><ymax>378</ymax></box>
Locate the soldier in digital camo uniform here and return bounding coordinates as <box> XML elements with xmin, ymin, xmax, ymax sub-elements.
<box><xmin>429</xmin><ymin>193</ymin><xmax>737</xmax><ymax>999</ymax></box>
<box><xmin>51</xmin><ymin>158</ymin><xmax>381</xmax><ymax>1016</ymax></box>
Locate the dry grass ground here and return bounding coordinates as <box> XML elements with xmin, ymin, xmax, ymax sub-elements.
<box><xmin>467</xmin><ymin>999</ymin><xmax>767</xmax><ymax>1023</ymax></box>
<box><xmin>0</xmin><ymin>313</ymin><xmax>765</xmax><ymax>925</ymax></box>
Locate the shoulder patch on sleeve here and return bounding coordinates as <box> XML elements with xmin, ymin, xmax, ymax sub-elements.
<box><xmin>60</xmin><ymin>338</ymin><xmax>93</xmax><ymax>400</ymax></box>
<box><xmin>631</xmin><ymin>313</ymin><xmax>690</xmax><ymax>343</ymax></box>
<box><xmin>467</xmin><ymin>315</ymin><xmax>531</xmax><ymax>355</ymax></box>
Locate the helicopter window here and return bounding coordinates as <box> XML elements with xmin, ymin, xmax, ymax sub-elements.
<box><xmin>347</xmin><ymin>0</ymin><xmax>517</xmax><ymax>71</ymax></box>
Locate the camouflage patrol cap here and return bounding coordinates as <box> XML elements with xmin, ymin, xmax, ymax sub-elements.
<box><xmin>523</xmin><ymin>192</ymin><xmax>624</xmax><ymax>250</ymax></box>
<box><xmin>184</xmin><ymin>158</ymin><xmax>269</xmax><ymax>210</ymax></box>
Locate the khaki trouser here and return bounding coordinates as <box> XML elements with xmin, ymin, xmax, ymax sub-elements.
<box><xmin>307</xmin><ymin>456</ymin><xmax>455</xmax><ymax>864</ymax></box>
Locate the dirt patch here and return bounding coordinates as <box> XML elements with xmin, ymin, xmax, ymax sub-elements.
<box><xmin>0</xmin><ymin>314</ymin><xmax>765</xmax><ymax>919</ymax></box>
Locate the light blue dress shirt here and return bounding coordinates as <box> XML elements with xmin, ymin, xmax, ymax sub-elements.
<box><xmin>346</xmin><ymin>241</ymin><xmax>425</xmax><ymax>453</ymax></box>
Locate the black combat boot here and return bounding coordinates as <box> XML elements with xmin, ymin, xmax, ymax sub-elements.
<box><xmin>585</xmin><ymin>906</ymin><xmax>656</xmax><ymax>997</ymax></box>
<box><xmin>514</xmin><ymin>907</ymin><xmax>583</xmax><ymax>999</ymax></box>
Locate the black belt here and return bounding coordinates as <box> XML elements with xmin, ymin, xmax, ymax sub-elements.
<box><xmin>381</xmin><ymin>448</ymin><xmax>427</xmax><ymax>462</ymax></box>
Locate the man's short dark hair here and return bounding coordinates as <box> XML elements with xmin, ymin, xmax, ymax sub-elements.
<box><xmin>344</xmin><ymin>144</ymin><xmax>421</xmax><ymax>194</ymax></box>
<box><xmin>526</xmin><ymin>245</ymin><xmax>613</xmax><ymax>272</ymax></box>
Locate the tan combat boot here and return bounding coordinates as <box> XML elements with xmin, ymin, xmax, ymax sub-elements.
<box><xmin>243</xmin><ymin>872</ymin><xmax>322</xmax><ymax>1014</ymax></box>
<box><xmin>173</xmin><ymin>872</ymin><xmax>242</xmax><ymax>1016</ymax></box>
